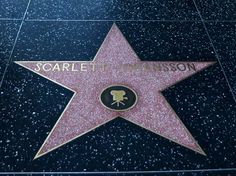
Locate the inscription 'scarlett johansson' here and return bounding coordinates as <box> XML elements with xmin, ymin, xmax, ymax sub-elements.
<box><xmin>15</xmin><ymin>24</ymin><xmax>214</xmax><ymax>159</ymax></box>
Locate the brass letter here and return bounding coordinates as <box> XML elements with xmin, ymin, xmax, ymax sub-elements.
<box><xmin>80</xmin><ymin>63</ymin><xmax>87</xmax><ymax>72</ymax></box>
<box><xmin>62</xmin><ymin>63</ymin><xmax>70</xmax><ymax>71</ymax></box>
<box><xmin>187</xmin><ymin>63</ymin><xmax>196</xmax><ymax>71</ymax></box>
<box><xmin>71</xmin><ymin>63</ymin><xmax>78</xmax><ymax>71</ymax></box>
<box><xmin>176</xmin><ymin>63</ymin><xmax>186</xmax><ymax>71</ymax></box>
<box><xmin>52</xmin><ymin>63</ymin><xmax>60</xmax><ymax>71</ymax></box>
<box><xmin>42</xmin><ymin>63</ymin><xmax>52</xmax><ymax>72</ymax></box>
<box><xmin>35</xmin><ymin>62</ymin><xmax>42</xmax><ymax>72</ymax></box>
<box><xmin>90</xmin><ymin>63</ymin><xmax>96</xmax><ymax>72</ymax></box>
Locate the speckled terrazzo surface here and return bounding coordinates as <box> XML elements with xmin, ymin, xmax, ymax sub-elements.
<box><xmin>0</xmin><ymin>0</ymin><xmax>236</xmax><ymax>176</ymax></box>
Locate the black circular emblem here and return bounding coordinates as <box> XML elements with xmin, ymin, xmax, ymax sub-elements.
<box><xmin>100</xmin><ymin>85</ymin><xmax>138</xmax><ymax>111</ymax></box>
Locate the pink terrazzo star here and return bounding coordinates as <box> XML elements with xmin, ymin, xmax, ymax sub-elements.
<box><xmin>16</xmin><ymin>24</ymin><xmax>214</xmax><ymax>159</ymax></box>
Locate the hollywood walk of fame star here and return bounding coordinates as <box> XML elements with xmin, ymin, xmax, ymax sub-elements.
<box><xmin>15</xmin><ymin>24</ymin><xmax>215</xmax><ymax>159</ymax></box>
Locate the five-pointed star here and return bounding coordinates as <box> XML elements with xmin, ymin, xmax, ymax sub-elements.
<box><xmin>16</xmin><ymin>24</ymin><xmax>214</xmax><ymax>159</ymax></box>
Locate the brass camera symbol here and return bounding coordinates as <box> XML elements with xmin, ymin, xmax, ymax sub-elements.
<box><xmin>110</xmin><ymin>90</ymin><xmax>128</xmax><ymax>107</ymax></box>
